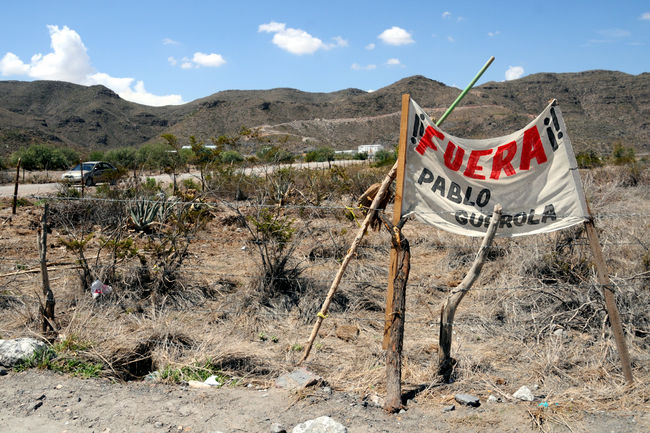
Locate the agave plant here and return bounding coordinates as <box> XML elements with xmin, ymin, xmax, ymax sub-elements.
<box><xmin>129</xmin><ymin>198</ymin><xmax>162</xmax><ymax>232</ymax></box>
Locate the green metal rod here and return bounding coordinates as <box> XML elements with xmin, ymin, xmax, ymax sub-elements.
<box><xmin>436</xmin><ymin>56</ymin><xmax>495</xmax><ymax>126</ymax></box>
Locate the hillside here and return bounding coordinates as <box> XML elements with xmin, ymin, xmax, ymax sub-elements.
<box><xmin>1</xmin><ymin>70</ymin><xmax>649</xmax><ymax>157</ymax></box>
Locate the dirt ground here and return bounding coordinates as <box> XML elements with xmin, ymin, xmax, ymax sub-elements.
<box><xmin>1</xmin><ymin>369</ymin><xmax>647</xmax><ymax>433</ymax></box>
<box><xmin>1</xmin><ymin>164</ymin><xmax>649</xmax><ymax>433</ymax></box>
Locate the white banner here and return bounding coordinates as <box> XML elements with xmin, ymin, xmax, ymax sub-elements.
<box><xmin>401</xmin><ymin>98</ymin><xmax>589</xmax><ymax>237</ymax></box>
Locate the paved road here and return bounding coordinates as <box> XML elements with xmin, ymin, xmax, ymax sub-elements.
<box><xmin>0</xmin><ymin>160</ymin><xmax>367</xmax><ymax>198</ymax></box>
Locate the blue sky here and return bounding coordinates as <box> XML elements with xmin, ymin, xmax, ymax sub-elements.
<box><xmin>1</xmin><ymin>1</ymin><xmax>648</xmax><ymax>106</ymax></box>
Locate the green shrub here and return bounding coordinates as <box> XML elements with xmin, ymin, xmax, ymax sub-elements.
<box><xmin>611</xmin><ymin>142</ymin><xmax>636</xmax><ymax>165</ymax></box>
<box><xmin>221</xmin><ymin>150</ymin><xmax>244</xmax><ymax>164</ymax></box>
<box><xmin>257</xmin><ymin>146</ymin><xmax>294</xmax><ymax>163</ymax></box>
<box><xmin>305</xmin><ymin>146</ymin><xmax>335</xmax><ymax>163</ymax></box>
<box><xmin>576</xmin><ymin>150</ymin><xmax>603</xmax><ymax>168</ymax></box>
<box><xmin>372</xmin><ymin>149</ymin><xmax>397</xmax><ymax>167</ymax></box>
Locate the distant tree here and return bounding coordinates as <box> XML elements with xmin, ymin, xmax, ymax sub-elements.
<box><xmin>189</xmin><ymin>135</ymin><xmax>221</xmax><ymax>190</ymax></box>
<box><xmin>10</xmin><ymin>144</ymin><xmax>77</xmax><ymax>170</ymax></box>
<box><xmin>160</xmin><ymin>134</ymin><xmax>185</xmax><ymax>194</ymax></box>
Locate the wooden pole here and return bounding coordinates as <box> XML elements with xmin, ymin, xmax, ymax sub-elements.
<box><xmin>12</xmin><ymin>157</ymin><xmax>21</xmax><ymax>215</ymax></box>
<box><xmin>380</xmin><ymin>214</ymin><xmax>410</xmax><ymax>413</ymax></box>
<box><xmin>383</xmin><ymin>94</ymin><xmax>411</xmax><ymax>349</ymax></box>
<box><xmin>38</xmin><ymin>203</ymin><xmax>57</xmax><ymax>336</ymax></box>
<box><xmin>584</xmin><ymin>217</ymin><xmax>634</xmax><ymax>384</ymax></box>
<box><xmin>438</xmin><ymin>204</ymin><xmax>502</xmax><ymax>381</ymax></box>
<box><xmin>80</xmin><ymin>160</ymin><xmax>85</xmax><ymax>198</ymax></box>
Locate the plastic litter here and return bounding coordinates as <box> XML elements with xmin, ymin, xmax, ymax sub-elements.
<box><xmin>91</xmin><ymin>280</ymin><xmax>113</xmax><ymax>299</ymax></box>
<box><xmin>204</xmin><ymin>375</ymin><xmax>222</xmax><ymax>386</ymax></box>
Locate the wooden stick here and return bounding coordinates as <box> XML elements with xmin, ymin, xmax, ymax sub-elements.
<box><xmin>380</xmin><ymin>214</ymin><xmax>410</xmax><ymax>413</ymax></box>
<box><xmin>298</xmin><ymin>162</ymin><xmax>398</xmax><ymax>364</ymax></box>
<box><xmin>12</xmin><ymin>157</ymin><xmax>21</xmax><ymax>215</ymax></box>
<box><xmin>584</xmin><ymin>218</ymin><xmax>634</xmax><ymax>384</ymax></box>
<box><xmin>38</xmin><ymin>203</ymin><xmax>57</xmax><ymax>336</ymax></box>
<box><xmin>438</xmin><ymin>204</ymin><xmax>502</xmax><ymax>381</ymax></box>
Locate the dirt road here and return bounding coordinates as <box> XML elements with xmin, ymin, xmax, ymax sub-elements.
<box><xmin>0</xmin><ymin>370</ymin><xmax>646</xmax><ymax>433</ymax></box>
<box><xmin>0</xmin><ymin>160</ymin><xmax>366</xmax><ymax>198</ymax></box>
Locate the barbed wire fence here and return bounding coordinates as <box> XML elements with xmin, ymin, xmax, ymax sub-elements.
<box><xmin>2</xmin><ymin>194</ymin><xmax>648</xmax><ymax>343</ymax></box>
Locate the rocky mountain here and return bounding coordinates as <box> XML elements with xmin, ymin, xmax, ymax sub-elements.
<box><xmin>1</xmin><ymin>70</ymin><xmax>648</xmax><ymax>158</ymax></box>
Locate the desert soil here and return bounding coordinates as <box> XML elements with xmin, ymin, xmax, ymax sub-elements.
<box><xmin>1</xmin><ymin>369</ymin><xmax>647</xmax><ymax>433</ymax></box>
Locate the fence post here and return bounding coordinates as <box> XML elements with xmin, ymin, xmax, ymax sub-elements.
<box><xmin>584</xmin><ymin>218</ymin><xmax>634</xmax><ymax>384</ymax></box>
<box><xmin>12</xmin><ymin>158</ymin><xmax>21</xmax><ymax>215</ymax></box>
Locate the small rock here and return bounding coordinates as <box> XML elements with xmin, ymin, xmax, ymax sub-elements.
<box><xmin>366</xmin><ymin>393</ymin><xmax>384</xmax><ymax>408</ymax></box>
<box><xmin>154</xmin><ymin>422</ymin><xmax>164</xmax><ymax>428</ymax></box>
<box><xmin>271</xmin><ymin>423</ymin><xmax>287</xmax><ymax>433</ymax></box>
<box><xmin>292</xmin><ymin>416</ymin><xmax>347</xmax><ymax>433</ymax></box>
<box><xmin>275</xmin><ymin>367</ymin><xmax>322</xmax><ymax>391</ymax></box>
<box><xmin>553</xmin><ymin>328</ymin><xmax>566</xmax><ymax>337</ymax></box>
<box><xmin>322</xmin><ymin>386</ymin><xmax>332</xmax><ymax>395</ymax></box>
<box><xmin>399</xmin><ymin>409</ymin><xmax>406</xmax><ymax>414</ymax></box>
<box><xmin>55</xmin><ymin>384</ymin><xmax>63</xmax><ymax>389</ymax></box>
<box><xmin>487</xmin><ymin>395</ymin><xmax>500</xmax><ymax>403</ymax></box>
<box><xmin>513</xmin><ymin>386</ymin><xmax>535</xmax><ymax>401</ymax></box>
<box><xmin>0</xmin><ymin>338</ymin><xmax>47</xmax><ymax>367</ymax></box>
<box><xmin>442</xmin><ymin>405</ymin><xmax>455</xmax><ymax>413</ymax></box>
<box><xmin>455</xmin><ymin>393</ymin><xmax>480</xmax><ymax>407</ymax></box>
<box><xmin>188</xmin><ymin>380</ymin><xmax>211</xmax><ymax>389</ymax></box>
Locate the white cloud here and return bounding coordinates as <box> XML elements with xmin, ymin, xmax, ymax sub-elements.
<box><xmin>258</xmin><ymin>21</ymin><xmax>286</xmax><ymax>33</ymax></box>
<box><xmin>167</xmin><ymin>56</ymin><xmax>177</xmax><ymax>66</ymax></box>
<box><xmin>597</xmin><ymin>28</ymin><xmax>631</xmax><ymax>38</ymax></box>
<box><xmin>0</xmin><ymin>25</ymin><xmax>184</xmax><ymax>106</ymax></box>
<box><xmin>386</xmin><ymin>58</ymin><xmax>401</xmax><ymax>66</ymax></box>
<box><xmin>351</xmin><ymin>63</ymin><xmax>376</xmax><ymax>71</ymax></box>
<box><xmin>0</xmin><ymin>52</ymin><xmax>29</xmax><ymax>75</ymax></box>
<box><xmin>90</xmin><ymin>72</ymin><xmax>182</xmax><ymax>106</ymax></box>
<box><xmin>505</xmin><ymin>65</ymin><xmax>524</xmax><ymax>81</ymax></box>
<box><xmin>332</xmin><ymin>36</ymin><xmax>348</xmax><ymax>48</ymax></box>
<box><xmin>258</xmin><ymin>21</ymin><xmax>345</xmax><ymax>55</ymax></box>
<box><xmin>447</xmin><ymin>36</ymin><xmax>455</xmax><ymax>42</ymax></box>
<box><xmin>378</xmin><ymin>26</ymin><xmax>414</xmax><ymax>46</ymax></box>
<box><xmin>442</xmin><ymin>11</ymin><xmax>451</xmax><ymax>19</ymax></box>
<box><xmin>488</xmin><ymin>31</ymin><xmax>500</xmax><ymax>37</ymax></box>
<box><xmin>181</xmin><ymin>62</ymin><xmax>193</xmax><ymax>69</ymax></box>
<box><xmin>192</xmin><ymin>52</ymin><xmax>226</xmax><ymax>67</ymax></box>
<box><xmin>365</xmin><ymin>43</ymin><xmax>375</xmax><ymax>50</ymax></box>
<box><xmin>639</xmin><ymin>12</ymin><xmax>650</xmax><ymax>20</ymax></box>
<box><xmin>162</xmin><ymin>38</ymin><xmax>180</xmax><ymax>46</ymax></box>
<box><xmin>457</xmin><ymin>16</ymin><xmax>465</xmax><ymax>22</ymax></box>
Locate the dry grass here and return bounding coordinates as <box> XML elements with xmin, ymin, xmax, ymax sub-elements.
<box><xmin>0</xmin><ymin>162</ymin><xmax>648</xmax><ymax>421</ymax></box>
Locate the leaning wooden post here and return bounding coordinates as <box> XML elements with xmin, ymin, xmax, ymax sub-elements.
<box><xmin>12</xmin><ymin>157</ymin><xmax>21</xmax><ymax>215</ymax></box>
<box><xmin>299</xmin><ymin>161</ymin><xmax>398</xmax><ymax>364</ymax></box>
<box><xmin>584</xmin><ymin>215</ymin><xmax>634</xmax><ymax>384</ymax></box>
<box><xmin>438</xmin><ymin>204</ymin><xmax>502</xmax><ymax>381</ymax></box>
<box><xmin>38</xmin><ymin>202</ymin><xmax>57</xmax><ymax>336</ymax></box>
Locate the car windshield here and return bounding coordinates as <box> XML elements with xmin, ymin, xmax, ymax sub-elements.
<box><xmin>71</xmin><ymin>163</ymin><xmax>96</xmax><ymax>171</ymax></box>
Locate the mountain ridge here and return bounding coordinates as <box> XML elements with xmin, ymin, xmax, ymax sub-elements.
<box><xmin>1</xmin><ymin>70</ymin><xmax>648</xmax><ymax>157</ymax></box>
